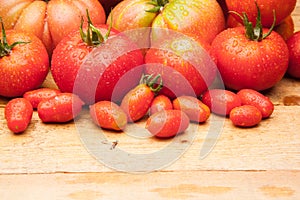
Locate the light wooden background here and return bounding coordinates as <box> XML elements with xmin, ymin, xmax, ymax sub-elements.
<box><xmin>1</xmin><ymin>1</ymin><xmax>300</xmax><ymax>199</ymax></box>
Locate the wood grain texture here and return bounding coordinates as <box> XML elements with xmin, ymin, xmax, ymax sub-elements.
<box><xmin>0</xmin><ymin>1</ymin><xmax>300</xmax><ymax>199</ymax></box>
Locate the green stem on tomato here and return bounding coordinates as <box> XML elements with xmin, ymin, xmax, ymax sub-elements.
<box><xmin>80</xmin><ymin>9</ymin><xmax>112</xmax><ymax>46</ymax></box>
<box><xmin>0</xmin><ymin>17</ymin><xmax>30</xmax><ymax>58</ymax></box>
<box><xmin>140</xmin><ymin>74</ymin><xmax>163</xmax><ymax>93</ymax></box>
<box><xmin>146</xmin><ymin>0</ymin><xmax>169</xmax><ymax>13</ymax></box>
<box><xmin>229</xmin><ymin>2</ymin><xmax>276</xmax><ymax>41</ymax></box>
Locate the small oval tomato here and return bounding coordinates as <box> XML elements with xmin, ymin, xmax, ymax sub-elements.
<box><xmin>146</xmin><ymin>110</ymin><xmax>190</xmax><ymax>138</ymax></box>
<box><xmin>149</xmin><ymin>95</ymin><xmax>173</xmax><ymax>115</ymax></box>
<box><xmin>229</xmin><ymin>105</ymin><xmax>262</xmax><ymax>127</ymax></box>
<box><xmin>286</xmin><ymin>31</ymin><xmax>300</xmax><ymax>78</ymax></box>
<box><xmin>37</xmin><ymin>93</ymin><xmax>84</xmax><ymax>123</ymax></box>
<box><xmin>237</xmin><ymin>89</ymin><xmax>274</xmax><ymax>119</ymax></box>
<box><xmin>89</xmin><ymin>101</ymin><xmax>127</xmax><ymax>131</ymax></box>
<box><xmin>120</xmin><ymin>74</ymin><xmax>162</xmax><ymax>122</ymax></box>
<box><xmin>201</xmin><ymin>89</ymin><xmax>241</xmax><ymax>116</ymax></box>
<box><xmin>0</xmin><ymin>20</ymin><xmax>49</xmax><ymax>98</ymax></box>
<box><xmin>173</xmin><ymin>96</ymin><xmax>210</xmax><ymax>123</ymax></box>
<box><xmin>5</xmin><ymin>98</ymin><xmax>33</xmax><ymax>133</ymax></box>
<box><xmin>23</xmin><ymin>88</ymin><xmax>61</xmax><ymax>109</ymax></box>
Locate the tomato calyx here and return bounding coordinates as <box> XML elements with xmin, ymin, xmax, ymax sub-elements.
<box><xmin>0</xmin><ymin>17</ymin><xmax>30</xmax><ymax>58</ymax></box>
<box><xmin>230</xmin><ymin>2</ymin><xmax>276</xmax><ymax>41</ymax></box>
<box><xmin>80</xmin><ymin>10</ymin><xmax>112</xmax><ymax>46</ymax></box>
<box><xmin>146</xmin><ymin>0</ymin><xmax>169</xmax><ymax>13</ymax></box>
<box><xmin>140</xmin><ymin>74</ymin><xmax>163</xmax><ymax>93</ymax></box>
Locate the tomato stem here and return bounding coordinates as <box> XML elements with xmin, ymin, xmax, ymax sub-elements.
<box><xmin>0</xmin><ymin>17</ymin><xmax>30</xmax><ymax>58</ymax></box>
<box><xmin>146</xmin><ymin>0</ymin><xmax>169</xmax><ymax>13</ymax></box>
<box><xmin>229</xmin><ymin>2</ymin><xmax>276</xmax><ymax>41</ymax></box>
<box><xmin>140</xmin><ymin>74</ymin><xmax>163</xmax><ymax>93</ymax></box>
<box><xmin>80</xmin><ymin>9</ymin><xmax>112</xmax><ymax>46</ymax></box>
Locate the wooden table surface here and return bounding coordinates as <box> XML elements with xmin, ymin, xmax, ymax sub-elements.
<box><xmin>1</xmin><ymin>2</ymin><xmax>300</xmax><ymax>200</ymax></box>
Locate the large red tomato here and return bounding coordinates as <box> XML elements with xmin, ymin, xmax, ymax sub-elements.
<box><xmin>0</xmin><ymin>22</ymin><xmax>49</xmax><ymax>98</ymax></box>
<box><xmin>107</xmin><ymin>0</ymin><xmax>225</xmax><ymax>45</ymax></box>
<box><xmin>0</xmin><ymin>0</ymin><xmax>106</xmax><ymax>54</ymax></box>
<box><xmin>210</xmin><ymin>7</ymin><xmax>289</xmax><ymax>91</ymax></box>
<box><xmin>286</xmin><ymin>31</ymin><xmax>300</xmax><ymax>78</ymax></box>
<box><xmin>51</xmin><ymin>18</ymin><xmax>144</xmax><ymax>104</ymax></box>
<box><xmin>225</xmin><ymin>0</ymin><xmax>297</xmax><ymax>27</ymax></box>
<box><xmin>145</xmin><ymin>32</ymin><xmax>217</xmax><ymax>99</ymax></box>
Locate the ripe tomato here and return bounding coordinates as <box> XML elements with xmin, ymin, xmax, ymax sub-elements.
<box><xmin>173</xmin><ymin>96</ymin><xmax>210</xmax><ymax>123</ymax></box>
<box><xmin>120</xmin><ymin>74</ymin><xmax>163</xmax><ymax>122</ymax></box>
<box><xmin>225</xmin><ymin>0</ymin><xmax>296</xmax><ymax>27</ymax></box>
<box><xmin>210</xmin><ymin>6</ymin><xmax>289</xmax><ymax>91</ymax></box>
<box><xmin>145</xmin><ymin>34</ymin><xmax>217</xmax><ymax>99</ymax></box>
<box><xmin>23</xmin><ymin>88</ymin><xmax>61</xmax><ymax>109</ymax></box>
<box><xmin>237</xmin><ymin>89</ymin><xmax>274</xmax><ymax>119</ymax></box>
<box><xmin>0</xmin><ymin>21</ymin><xmax>49</xmax><ymax>98</ymax></box>
<box><xmin>286</xmin><ymin>31</ymin><xmax>300</xmax><ymax>78</ymax></box>
<box><xmin>37</xmin><ymin>93</ymin><xmax>84</xmax><ymax>123</ymax></box>
<box><xmin>51</xmin><ymin>15</ymin><xmax>144</xmax><ymax>104</ymax></box>
<box><xmin>149</xmin><ymin>95</ymin><xmax>173</xmax><ymax>115</ymax></box>
<box><xmin>229</xmin><ymin>105</ymin><xmax>262</xmax><ymax>128</ymax></box>
<box><xmin>90</xmin><ymin>100</ymin><xmax>127</xmax><ymax>131</ymax></box>
<box><xmin>0</xmin><ymin>0</ymin><xmax>106</xmax><ymax>54</ymax></box>
<box><xmin>146</xmin><ymin>110</ymin><xmax>190</xmax><ymax>138</ymax></box>
<box><xmin>5</xmin><ymin>98</ymin><xmax>33</xmax><ymax>133</ymax></box>
<box><xmin>108</xmin><ymin>0</ymin><xmax>225</xmax><ymax>45</ymax></box>
<box><xmin>201</xmin><ymin>89</ymin><xmax>241</xmax><ymax>116</ymax></box>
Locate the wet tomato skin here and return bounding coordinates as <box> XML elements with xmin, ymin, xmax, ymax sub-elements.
<box><xmin>5</xmin><ymin>98</ymin><xmax>33</xmax><ymax>133</ymax></box>
<box><xmin>202</xmin><ymin>89</ymin><xmax>241</xmax><ymax>116</ymax></box>
<box><xmin>229</xmin><ymin>105</ymin><xmax>262</xmax><ymax>127</ymax></box>
<box><xmin>173</xmin><ymin>96</ymin><xmax>210</xmax><ymax>123</ymax></box>
<box><xmin>146</xmin><ymin>110</ymin><xmax>190</xmax><ymax>138</ymax></box>
<box><xmin>237</xmin><ymin>89</ymin><xmax>274</xmax><ymax>119</ymax></box>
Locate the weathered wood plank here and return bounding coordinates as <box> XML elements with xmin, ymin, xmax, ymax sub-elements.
<box><xmin>1</xmin><ymin>105</ymin><xmax>299</xmax><ymax>173</ymax></box>
<box><xmin>0</xmin><ymin>171</ymin><xmax>299</xmax><ymax>200</ymax></box>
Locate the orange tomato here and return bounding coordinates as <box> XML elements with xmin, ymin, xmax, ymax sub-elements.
<box><xmin>0</xmin><ymin>0</ymin><xmax>106</xmax><ymax>54</ymax></box>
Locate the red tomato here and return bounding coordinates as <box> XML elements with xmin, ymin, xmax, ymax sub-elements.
<box><xmin>23</xmin><ymin>88</ymin><xmax>61</xmax><ymax>109</ymax></box>
<box><xmin>201</xmin><ymin>89</ymin><xmax>241</xmax><ymax>116</ymax></box>
<box><xmin>146</xmin><ymin>110</ymin><xmax>190</xmax><ymax>138</ymax></box>
<box><xmin>89</xmin><ymin>101</ymin><xmax>127</xmax><ymax>131</ymax></box>
<box><xmin>120</xmin><ymin>74</ymin><xmax>163</xmax><ymax>122</ymax></box>
<box><xmin>51</xmin><ymin>16</ymin><xmax>144</xmax><ymax>105</ymax></box>
<box><xmin>237</xmin><ymin>89</ymin><xmax>274</xmax><ymax>119</ymax></box>
<box><xmin>149</xmin><ymin>95</ymin><xmax>173</xmax><ymax>115</ymax></box>
<box><xmin>145</xmin><ymin>35</ymin><xmax>217</xmax><ymax>99</ymax></box>
<box><xmin>225</xmin><ymin>0</ymin><xmax>296</xmax><ymax>27</ymax></box>
<box><xmin>5</xmin><ymin>98</ymin><xmax>33</xmax><ymax>133</ymax></box>
<box><xmin>0</xmin><ymin>0</ymin><xmax>106</xmax><ymax>54</ymax></box>
<box><xmin>0</xmin><ymin>22</ymin><xmax>49</xmax><ymax>98</ymax></box>
<box><xmin>229</xmin><ymin>105</ymin><xmax>262</xmax><ymax>127</ymax></box>
<box><xmin>37</xmin><ymin>93</ymin><xmax>84</xmax><ymax>123</ymax></box>
<box><xmin>286</xmin><ymin>31</ymin><xmax>300</xmax><ymax>78</ymax></box>
<box><xmin>210</xmin><ymin>6</ymin><xmax>289</xmax><ymax>91</ymax></box>
<box><xmin>173</xmin><ymin>96</ymin><xmax>210</xmax><ymax>123</ymax></box>
<box><xmin>108</xmin><ymin>0</ymin><xmax>225</xmax><ymax>45</ymax></box>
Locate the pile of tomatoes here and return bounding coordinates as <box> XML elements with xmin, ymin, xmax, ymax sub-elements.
<box><xmin>1</xmin><ymin>0</ymin><xmax>299</xmax><ymax>137</ymax></box>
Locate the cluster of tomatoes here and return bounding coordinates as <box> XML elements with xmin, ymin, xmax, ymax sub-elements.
<box><xmin>0</xmin><ymin>0</ymin><xmax>299</xmax><ymax>137</ymax></box>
